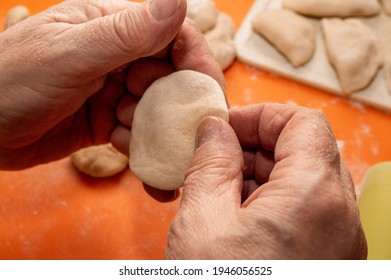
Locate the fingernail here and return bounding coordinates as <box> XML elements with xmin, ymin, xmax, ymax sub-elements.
<box><xmin>150</xmin><ymin>0</ymin><xmax>181</xmax><ymax>21</ymax></box>
<box><xmin>195</xmin><ymin>117</ymin><xmax>221</xmax><ymax>149</ymax></box>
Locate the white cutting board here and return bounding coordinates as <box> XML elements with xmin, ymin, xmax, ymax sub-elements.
<box><xmin>235</xmin><ymin>0</ymin><xmax>391</xmax><ymax>113</ymax></box>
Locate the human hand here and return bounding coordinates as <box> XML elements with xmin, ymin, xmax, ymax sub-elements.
<box><xmin>0</xmin><ymin>0</ymin><xmax>224</xmax><ymax>170</ymax></box>
<box><xmin>166</xmin><ymin>103</ymin><xmax>367</xmax><ymax>259</ymax></box>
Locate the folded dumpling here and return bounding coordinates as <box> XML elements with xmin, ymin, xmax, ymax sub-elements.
<box><xmin>205</xmin><ymin>12</ymin><xmax>236</xmax><ymax>70</ymax></box>
<box><xmin>252</xmin><ymin>9</ymin><xmax>316</xmax><ymax>67</ymax></box>
<box><xmin>321</xmin><ymin>18</ymin><xmax>383</xmax><ymax>94</ymax></box>
<box><xmin>187</xmin><ymin>0</ymin><xmax>218</xmax><ymax>33</ymax></box>
<box><xmin>282</xmin><ymin>0</ymin><xmax>381</xmax><ymax>18</ymax></box>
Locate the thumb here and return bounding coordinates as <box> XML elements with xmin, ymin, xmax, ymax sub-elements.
<box><xmin>74</xmin><ymin>0</ymin><xmax>187</xmax><ymax>72</ymax></box>
<box><xmin>182</xmin><ymin>117</ymin><xmax>244</xmax><ymax>212</ymax></box>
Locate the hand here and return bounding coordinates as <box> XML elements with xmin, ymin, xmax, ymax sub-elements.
<box><xmin>166</xmin><ymin>103</ymin><xmax>367</xmax><ymax>259</ymax></box>
<box><xmin>0</xmin><ymin>0</ymin><xmax>224</xmax><ymax>170</ymax></box>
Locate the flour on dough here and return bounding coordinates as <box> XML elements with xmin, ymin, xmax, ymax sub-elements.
<box><xmin>380</xmin><ymin>0</ymin><xmax>391</xmax><ymax>15</ymax></box>
<box><xmin>71</xmin><ymin>144</ymin><xmax>128</xmax><ymax>178</ymax></box>
<box><xmin>4</xmin><ymin>5</ymin><xmax>30</xmax><ymax>30</ymax></box>
<box><xmin>204</xmin><ymin>12</ymin><xmax>236</xmax><ymax>71</ymax></box>
<box><xmin>252</xmin><ymin>9</ymin><xmax>316</xmax><ymax>67</ymax></box>
<box><xmin>128</xmin><ymin>70</ymin><xmax>228</xmax><ymax>191</ymax></box>
<box><xmin>282</xmin><ymin>0</ymin><xmax>381</xmax><ymax>18</ymax></box>
<box><xmin>187</xmin><ymin>0</ymin><xmax>218</xmax><ymax>33</ymax></box>
<box><xmin>321</xmin><ymin>18</ymin><xmax>383</xmax><ymax>94</ymax></box>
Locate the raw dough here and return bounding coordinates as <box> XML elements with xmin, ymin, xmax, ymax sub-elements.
<box><xmin>380</xmin><ymin>0</ymin><xmax>391</xmax><ymax>15</ymax></box>
<box><xmin>252</xmin><ymin>9</ymin><xmax>316</xmax><ymax>67</ymax></box>
<box><xmin>128</xmin><ymin>70</ymin><xmax>228</xmax><ymax>191</ymax></box>
<box><xmin>71</xmin><ymin>144</ymin><xmax>128</xmax><ymax>178</ymax></box>
<box><xmin>282</xmin><ymin>0</ymin><xmax>381</xmax><ymax>18</ymax></box>
<box><xmin>205</xmin><ymin>12</ymin><xmax>236</xmax><ymax>70</ymax></box>
<box><xmin>4</xmin><ymin>5</ymin><xmax>30</xmax><ymax>30</ymax></box>
<box><xmin>321</xmin><ymin>18</ymin><xmax>383</xmax><ymax>94</ymax></box>
<box><xmin>187</xmin><ymin>0</ymin><xmax>218</xmax><ymax>33</ymax></box>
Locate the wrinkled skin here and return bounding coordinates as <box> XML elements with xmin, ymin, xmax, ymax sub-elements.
<box><xmin>166</xmin><ymin>104</ymin><xmax>367</xmax><ymax>259</ymax></box>
<box><xmin>0</xmin><ymin>0</ymin><xmax>224</xmax><ymax>171</ymax></box>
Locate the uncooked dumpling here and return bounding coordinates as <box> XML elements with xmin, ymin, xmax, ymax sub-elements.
<box><xmin>252</xmin><ymin>9</ymin><xmax>316</xmax><ymax>67</ymax></box>
<box><xmin>4</xmin><ymin>5</ymin><xmax>30</xmax><ymax>30</ymax></box>
<box><xmin>204</xmin><ymin>12</ymin><xmax>236</xmax><ymax>70</ymax></box>
<box><xmin>187</xmin><ymin>0</ymin><xmax>218</xmax><ymax>33</ymax></box>
<box><xmin>71</xmin><ymin>144</ymin><xmax>128</xmax><ymax>178</ymax></box>
<box><xmin>321</xmin><ymin>18</ymin><xmax>383</xmax><ymax>94</ymax></box>
<box><xmin>380</xmin><ymin>0</ymin><xmax>391</xmax><ymax>15</ymax></box>
<box><xmin>128</xmin><ymin>70</ymin><xmax>228</xmax><ymax>191</ymax></box>
<box><xmin>282</xmin><ymin>0</ymin><xmax>381</xmax><ymax>18</ymax></box>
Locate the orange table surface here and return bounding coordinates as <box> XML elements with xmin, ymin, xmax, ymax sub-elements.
<box><xmin>1</xmin><ymin>0</ymin><xmax>391</xmax><ymax>260</ymax></box>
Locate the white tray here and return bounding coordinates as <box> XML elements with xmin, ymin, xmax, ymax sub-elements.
<box><xmin>235</xmin><ymin>0</ymin><xmax>391</xmax><ymax>113</ymax></box>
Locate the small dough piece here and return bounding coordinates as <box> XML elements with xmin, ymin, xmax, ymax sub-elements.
<box><xmin>380</xmin><ymin>0</ymin><xmax>391</xmax><ymax>15</ymax></box>
<box><xmin>252</xmin><ymin>9</ymin><xmax>316</xmax><ymax>67</ymax></box>
<box><xmin>187</xmin><ymin>0</ymin><xmax>218</xmax><ymax>33</ymax></box>
<box><xmin>4</xmin><ymin>5</ymin><xmax>30</xmax><ymax>30</ymax></box>
<box><xmin>321</xmin><ymin>18</ymin><xmax>383</xmax><ymax>94</ymax></box>
<box><xmin>282</xmin><ymin>0</ymin><xmax>381</xmax><ymax>18</ymax></box>
<box><xmin>71</xmin><ymin>144</ymin><xmax>128</xmax><ymax>178</ymax></box>
<box><xmin>205</xmin><ymin>12</ymin><xmax>236</xmax><ymax>71</ymax></box>
<box><xmin>129</xmin><ymin>70</ymin><xmax>228</xmax><ymax>191</ymax></box>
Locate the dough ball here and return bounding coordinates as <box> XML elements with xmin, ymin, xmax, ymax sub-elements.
<box><xmin>252</xmin><ymin>9</ymin><xmax>316</xmax><ymax>67</ymax></box>
<box><xmin>4</xmin><ymin>5</ymin><xmax>30</xmax><ymax>30</ymax></box>
<box><xmin>380</xmin><ymin>0</ymin><xmax>391</xmax><ymax>15</ymax></box>
<box><xmin>205</xmin><ymin>12</ymin><xmax>236</xmax><ymax>71</ymax></box>
<box><xmin>71</xmin><ymin>144</ymin><xmax>128</xmax><ymax>178</ymax></box>
<box><xmin>129</xmin><ymin>70</ymin><xmax>228</xmax><ymax>191</ymax></box>
<box><xmin>321</xmin><ymin>18</ymin><xmax>383</xmax><ymax>94</ymax></box>
<box><xmin>187</xmin><ymin>0</ymin><xmax>218</xmax><ymax>33</ymax></box>
<box><xmin>282</xmin><ymin>0</ymin><xmax>381</xmax><ymax>18</ymax></box>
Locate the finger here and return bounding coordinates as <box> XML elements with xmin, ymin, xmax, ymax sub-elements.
<box><xmin>116</xmin><ymin>94</ymin><xmax>139</xmax><ymax>127</ymax></box>
<box><xmin>111</xmin><ymin>124</ymin><xmax>131</xmax><ymax>156</ymax></box>
<box><xmin>111</xmin><ymin>63</ymin><xmax>131</xmax><ymax>77</ymax></box>
<box><xmin>60</xmin><ymin>0</ymin><xmax>186</xmax><ymax>76</ymax></box>
<box><xmin>229</xmin><ymin>103</ymin><xmax>297</xmax><ymax>150</ymax></box>
<box><xmin>230</xmin><ymin>103</ymin><xmax>338</xmax><ymax>158</ymax></box>
<box><xmin>88</xmin><ymin>78</ymin><xmax>125</xmax><ymax>144</ymax></box>
<box><xmin>170</xmin><ymin>18</ymin><xmax>226</xmax><ymax>92</ymax></box>
<box><xmin>126</xmin><ymin>58</ymin><xmax>175</xmax><ymax>97</ymax></box>
<box><xmin>232</xmin><ymin>104</ymin><xmax>347</xmax><ymax>205</ymax></box>
<box><xmin>143</xmin><ymin>184</ymin><xmax>180</xmax><ymax>203</ymax></box>
<box><xmin>242</xmin><ymin>180</ymin><xmax>260</xmax><ymax>203</ymax></box>
<box><xmin>243</xmin><ymin>150</ymin><xmax>275</xmax><ymax>184</ymax></box>
<box><xmin>181</xmin><ymin>117</ymin><xmax>244</xmax><ymax>214</ymax></box>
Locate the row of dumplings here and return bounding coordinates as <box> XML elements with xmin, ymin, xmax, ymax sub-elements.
<box><xmin>251</xmin><ymin>0</ymin><xmax>391</xmax><ymax>95</ymax></box>
<box><xmin>186</xmin><ymin>0</ymin><xmax>237</xmax><ymax>71</ymax></box>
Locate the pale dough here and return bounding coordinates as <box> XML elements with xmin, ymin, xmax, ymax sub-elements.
<box><xmin>380</xmin><ymin>0</ymin><xmax>391</xmax><ymax>15</ymax></box>
<box><xmin>187</xmin><ymin>0</ymin><xmax>218</xmax><ymax>33</ymax></box>
<box><xmin>204</xmin><ymin>12</ymin><xmax>236</xmax><ymax>71</ymax></box>
<box><xmin>321</xmin><ymin>18</ymin><xmax>383</xmax><ymax>94</ymax></box>
<box><xmin>4</xmin><ymin>5</ymin><xmax>30</xmax><ymax>30</ymax></box>
<box><xmin>252</xmin><ymin>9</ymin><xmax>316</xmax><ymax>67</ymax></box>
<box><xmin>128</xmin><ymin>70</ymin><xmax>228</xmax><ymax>191</ymax></box>
<box><xmin>71</xmin><ymin>144</ymin><xmax>128</xmax><ymax>178</ymax></box>
<box><xmin>282</xmin><ymin>0</ymin><xmax>381</xmax><ymax>18</ymax></box>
